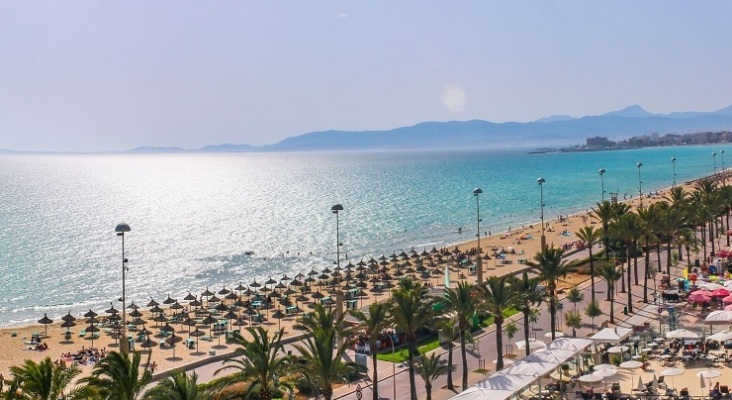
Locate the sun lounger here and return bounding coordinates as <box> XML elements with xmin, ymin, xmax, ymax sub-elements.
<box><xmin>201</xmin><ymin>335</ymin><xmax>213</xmax><ymax>341</ymax></box>
<box><xmin>78</xmin><ymin>330</ymin><xmax>86</xmax><ymax>337</ymax></box>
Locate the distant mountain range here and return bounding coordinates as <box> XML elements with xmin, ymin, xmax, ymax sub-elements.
<box><xmin>4</xmin><ymin>105</ymin><xmax>732</xmax><ymax>154</ymax></box>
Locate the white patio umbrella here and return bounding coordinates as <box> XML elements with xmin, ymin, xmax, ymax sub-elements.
<box><xmin>666</xmin><ymin>329</ymin><xmax>699</xmax><ymax>340</ymax></box>
<box><xmin>705</xmin><ymin>310</ymin><xmax>732</xmax><ymax>324</ymax></box>
<box><xmin>579</xmin><ymin>374</ymin><xmax>603</xmax><ymax>383</ymax></box>
<box><xmin>700</xmin><ymin>374</ymin><xmax>706</xmax><ymax>396</ymax></box>
<box><xmin>594</xmin><ymin>368</ymin><xmax>617</xmax><ymax>391</ymax></box>
<box><xmin>621</xmin><ymin>360</ymin><xmax>644</xmax><ymax>391</ymax></box>
<box><xmin>607</xmin><ymin>345</ymin><xmax>629</xmax><ymax>354</ymax></box>
<box><xmin>661</xmin><ymin>367</ymin><xmax>685</xmax><ymax>388</ymax></box>
<box><xmin>516</xmin><ymin>338</ymin><xmax>546</xmax><ymax>351</ymax></box>
<box><xmin>594</xmin><ymin>363</ymin><xmax>616</xmax><ymax>371</ymax></box>
<box><xmin>544</xmin><ymin>331</ymin><xmax>565</xmax><ymax>339</ymax></box>
<box><xmin>697</xmin><ymin>369</ymin><xmax>722</xmax><ymax>392</ymax></box>
<box><xmin>708</xmin><ymin>330</ymin><xmax>732</xmax><ymax>342</ymax></box>
<box><xmin>637</xmin><ymin>377</ymin><xmax>645</xmax><ymax>392</ymax></box>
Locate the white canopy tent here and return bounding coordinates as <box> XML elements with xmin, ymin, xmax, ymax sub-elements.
<box><xmin>590</xmin><ymin>327</ymin><xmax>633</xmax><ymax>344</ymax></box>
<box><xmin>546</xmin><ymin>337</ymin><xmax>593</xmax><ymax>352</ymax></box>
<box><xmin>449</xmin><ymin>386</ymin><xmax>516</xmax><ymax>400</ymax></box>
<box><xmin>495</xmin><ymin>360</ymin><xmax>558</xmax><ymax>377</ymax></box>
<box><xmin>708</xmin><ymin>330</ymin><xmax>732</xmax><ymax>342</ymax></box>
<box><xmin>525</xmin><ymin>348</ymin><xmax>576</xmax><ymax>364</ymax></box>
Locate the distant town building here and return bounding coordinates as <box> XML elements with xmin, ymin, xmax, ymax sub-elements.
<box><xmin>586</xmin><ymin>136</ymin><xmax>612</xmax><ymax>148</ymax></box>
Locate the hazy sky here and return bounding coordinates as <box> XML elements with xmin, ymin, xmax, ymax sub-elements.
<box><xmin>2</xmin><ymin>2</ymin><xmax>732</xmax><ymax>152</ymax></box>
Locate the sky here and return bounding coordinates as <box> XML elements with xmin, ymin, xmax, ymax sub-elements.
<box><xmin>1</xmin><ymin>2</ymin><xmax>732</xmax><ymax>152</ymax></box>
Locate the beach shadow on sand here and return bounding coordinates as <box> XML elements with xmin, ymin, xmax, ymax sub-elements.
<box><xmin>212</xmin><ymin>344</ymin><xmax>228</xmax><ymax>350</ymax></box>
<box><xmin>165</xmin><ymin>356</ymin><xmax>183</xmax><ymax>362</ymax></box>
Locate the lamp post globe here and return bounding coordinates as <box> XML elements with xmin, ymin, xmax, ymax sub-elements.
<box><xmin>115</xmin><ymin>222</ymin><xmax>131</xmax><ymax>353</ymax></box>
<box><xmin>472</xmin><ymin>188</ymin><xmax>484</xmax><ymax>283</ymax></box>
<box><xmin>330</xmin><ymin>204</ymin><xmax>344</xmax><ymax>321</ymax></box>
<box><xmin>598</xmin><ymin>169</ymin><xmax>606</xmax><ymax>202</ymax></box>
<box><xmin>537</xmin><ymin>178</ymin><xmax>546</xmax><ymax>251</ymax></box>
<box><xmin>671</xmin><ymin>157</ymin><xmax>677</xmax><ymax>187</ymax></box>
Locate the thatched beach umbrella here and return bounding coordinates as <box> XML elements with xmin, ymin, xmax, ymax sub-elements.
<box><xmin>234</xmin><ymin>282</ymin><xmax>247</xmax><ymax>292</ymax></box>
<box><xmin>201</xmin><ymin>287</ymin><xmax>215</xmax><ymax>297</ymax></box>
<box><xmin>83</xmin><ymin>309</ymin><xmax>98</xmax><ymax>318</ymax></box>
<box><xmin>129</xmin><ymin>309</ymin><xmax>143</xmax><ymax>319</ymax></box>
<box><xmin>105</xmin><ymin>303</ymin><xmax>120</xmax><ymax>314</ymax></box>
<box><xmin>160</xmin><ymin>323</ymin><xmax>175</xmax><ymax>335</ymax></box>
<box><xmin>139</xmin><ymin>334</ymin><xmax>157</xmax><ymax>349</ymax></box>
<box><xmin>165</xmin><ymin>332</ymin><xmax>183</xmax><ymax>359</ymax></box>
<box><xmin>85</xmin><ymin>324</ymin><xmax>100</xmax><ymax>349</ymax></box>
<box><xmin>189</xmin><ymin>328</ymin><xmax>205</xmax><ymax>352</ymax></box>
<box><xmin>225</xmin><ymin>291</ymin><xmax>238</xmax><ymax>301</ymax></box>
<box><xmin>169</xmin><ymin>301</ymin><xmax>184</xmax><ymax>311</ymax></box>
<box><xmin>37</xmin><ymin>313</ymin><xmax>53</xmax><ymax>337</ymax></box>
<box><xmin>271</xmin><ymin>308</ymin><xmax>286</xmax><ymax>330</ymax></box>
<box><xmin>146</xmin><ymin>298</ymin><xmax>159</xmax><ymax>308</ymax></box>
<box><xmin>184</xmin><ymin>292</ymin><xmax>197</xmax><ymax>301</ymax></box>
<box><xmin>163</xmin><ymin>294</ymin><xmax>177</xmax><ymax>305</ymax></box>
<box><xmin>61</xmin><ymin>320</ymin><xmax>76</xmax><ymax>336</ymax></box>
<box><xmin>218</xmin><ymin>286</ymin><xmax>230</xmax><ymax>296</ymax></box>
<box><xmin>182</xmin><ymin>317</ymin><xmax>197</xmax><ymax>334</ymax></box>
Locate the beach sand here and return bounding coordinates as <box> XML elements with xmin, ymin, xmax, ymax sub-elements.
<box><xmin>0</xmin><ymin>176</ymin><xmax>717</xmax><ymax>379</ymax></box>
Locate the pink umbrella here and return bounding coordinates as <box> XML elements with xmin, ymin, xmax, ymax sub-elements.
<box><xmin>718</xmin><ymin>250</ymin><xmax>731</xmax><ymax>258</ymax></box>
<box><xmin>712</xmin><ymin>288</ymin><xmax>731</xmax><ymax>298</ymax></box>
<box><xmin>692</xmin><ymin>290</ymin><xmax>713</xmax><ymax>297</ymax></box>
<box><xmin>722</xmin><ymin>295</ymin><xmax>732</xmax><ymax>303</ymax></box>
<box><xmin>689</xmin><ymin>293</ymin><xmax>712</xmax><ymax>303</ymax></box>
<box><xmin>725</xmin><ymin>304</ymin><xmax>732</xmax><ymax>311</ymax></box>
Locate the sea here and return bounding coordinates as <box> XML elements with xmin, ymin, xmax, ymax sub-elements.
<box><xmin>0</xmin><ymin>145</ymin><xmax>730</xmax><ymax>326</ymax></box>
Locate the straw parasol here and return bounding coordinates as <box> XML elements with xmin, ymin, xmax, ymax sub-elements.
<box><xmin>165</xmin><ymin>332</ymin><xmax>183</xmax><ymax>359</ymax></box>
<box><xmin>271</xmin><ymin>308</ymin><xmax>286</xmax><ymax>330</ymax></box>
<box><xmin>37</xmin><ymin>313</ymin><xmax>53</xmax><ymax>337</ymax></box>
<box><xmin>188</xmin><ymin>328</ymin><xmax>205</xmax><ymax>352</ymax></box>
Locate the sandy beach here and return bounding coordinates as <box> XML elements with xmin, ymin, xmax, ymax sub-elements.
<box><xmin>0</xmin><ymin>175</ymin><xmax>718</xmax><ymax>380</ymax></box>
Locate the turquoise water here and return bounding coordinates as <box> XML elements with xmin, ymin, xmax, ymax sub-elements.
<box><xmin>0</xmin><ymin>145</ymin><xmax>729</xmax><ymax>325</ymax></box>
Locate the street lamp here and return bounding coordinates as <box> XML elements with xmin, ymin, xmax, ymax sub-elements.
<box><xmin>671</xmin><ymin>157</ymin><xmax>677</xmax><ymax>188</ymax></box>
<box><xmin>473</xmin><ymin>188</ymin><xmax>484</xmax><ymax>283</ymax></box>
<box><xmin>386</xmin><ymin>333</ymin><xmax>397</xmax><ymax>400</ymax></box>
<box><xmin>115</xmin><ymin>222</ymin><xmax>131</xmax><ymax>353</ymax></box>
<box><xmin>599</xmin><ymin>169</ymin><xmax>606</xmax><ymax>202</ymax></box>
<box><xmin>331</xmin><ymin>204</ymin><xmax>344</xmax><ymax>321</ymax></box>
<box><xmin>713</xmin><ymin>152</ymin><xmax>717</xmax><ymax>176</ymax></box>
<box><xmin>538</xmin><ymin>178</ymin><xmax>546</xmax><ymax>251</ymax></box>
<box><xmin>722</xmin><ymin>150</ymin><xmax>726</xmax><ymax>173</ymax></box>
<box><xmin>636</xmin><ymin>163</ymin><xmax>643</xmax><ymax>208</ymax></box>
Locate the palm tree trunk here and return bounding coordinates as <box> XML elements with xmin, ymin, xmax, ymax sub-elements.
<box><xmin>523</xmin><ymin>310</ymin><xmax>531</xmax><ymax>357</ymax></box>
<box><xmin>425</xmin><ymin>383</ymin><xmax>433</xmax><ymax>400</ymax></box>
<box><xmin>446</xmin><ymin>343</ymin><xmax>454</xmax><ymax>390</ymax></box>
<box><xmin>609</xmin><ymin>284</ymin><xmax>615</xmax><ymax>323</ymax></box>
<box><xmin>496</xmin><ymin>321</ymin><xmax>504</xmax><ymax>370</ymax></box>
<box><xmin>589</xmin><ymin>247</ymin><xmax>596</xmax><ymax>304</ymax></box>
<box><xmin>372</xmin><ymin>353</ymin><xmax>379</xmax><ymax>400</ymax></box>
<box><xmin>627</xmin><ymin>246</ymin><xmax>633</xmax><ymax>314</ymax></box>
<box><xmin>460</xmin><ymin>329</ymin><xmax>468</xmax><ymax>390</ymax></box>
<box><xmin>643</xmin><ymin>248</ymin><xmax>650</xmax><ymax>303</ymax></box>
<box><xmin>549</xmin><ymin>290</ymin><xmax>557</xmax><ymax>340</ymax></box>
<box><xmin>633</xmin><ymin>240</ymin><xmax>639</xmax><ymax>285</ymax></box>
<box><xmin>726</xmin><ymin>211</ymin><xmax>730</xmax><ymax>247</ymax></box>
<box><xmin>710</xmin><ymin>220</ymin><xmax>716</xmax><ymax>256</ymax></box>
<box><xmin>408</xmin><ymin>337</ymin><xmax>417</xmax><ymax>400</ymax></box>
<box><xmin>667</xmin><ymin>239</ymin><xmax>673</xmax><ymax>275</ymax></box>
<box><xmin>702</xmin><ymin>225</ymin><xmax>708</xmax><ymax>261</ymax></box>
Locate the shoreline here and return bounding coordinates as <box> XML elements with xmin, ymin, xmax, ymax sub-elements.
<box><xmin>0</xmin><ymin>169</ymin><xmax>727</xmax><ymax>378</ymax></box>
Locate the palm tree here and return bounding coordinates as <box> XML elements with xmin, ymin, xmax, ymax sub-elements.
<box><xmin>436</xmin><ymin>319</ymin><xmax>459</xmax><ymax>390</ymax></box>
<box><xmin>415</xmin><ymin>353</ymin><xmax>451</xmax><ymax>400</ymax></box>
<box><xmin>78</xmin><ymin>350</ymin><xmax>152</xmax><ymax>400</ymax></box>
<box><xmin>512</xmin><ymin>271</ymin><xmax>544</xmax><ymax>356</ymax></box>
<box><xmin>143</xmin><ymin>370</ymin><xmax>214</xmax><ymax>400</ymax></box>
<box><xmin>585</xmin><ymin>301</ymin><xmax>602</xmax><ymax>333</ymax></box>
<box><xmin>390</xmin><ymin>277</ymin><xmax>434</xmax><ymax>400</ymax></box>
<box><xmin>657</xmin><ymin>202</ymin><xmax>687</xmax><ymax>274</ymax></box>
<box><xmin>593</xmin><ymin>201</ymin><xmax>629</xmax><ymax>261</ymax></box>
<box><xmin>597</xmin><ymin>262</ymin><xmax>624</xmax><ymax>323</ymax></box>
<box><xmin>637</xmin><ymin>204</ymin><xmax>661</xmax><ymax>303</ymax></box>
<box><xmin>293</xmin><ymin>304</ymin><xmax>358</xmax><ymax>400</ymax></box>
<box><xmin>610</xmin><ymin>213</ymin><xmax>639</xmax><ymax>314</ymax></box>
<box><xmin>9</xmin><ymin>357</ymin><xmax>94</xmax><ymax>400</ymax></box>
<box><xmin>442</xmin><ymin>281</ymin><xmax>479</xmax><ymax>390</ymax></box>
<box><xmin>527</xmin><ymin>247</ymin><xmax>571</xmax><ymax>341</ymax></box>
<box><xmin>566</xmin><ymin>285</ymin><xmax>584</xmax><ymax>312</ymax></box>
<box><xmin>564</xmin><ymin>310</ymin><xmax>582</xmax><ymax>338</ymax></box>
<box><xmin>213</xmin><ymin>327</ymin><xmax>291</xmax><ymax>400</ymax></box>
<box><xmin>479</xmin><ymin>275</ymin><xmax>516</xmax><ymax>370</ymax></box>
<box><xmin>576</xmin><ymin>225</ymin><xmax>601</xmax><ymax>304</ymax></box>
<box><xmin>350</xmin><ymin>302</ymin><xmax>390</xmax><ymax>400</ymax></box>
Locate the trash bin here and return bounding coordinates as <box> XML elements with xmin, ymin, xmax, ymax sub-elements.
<box><xmin>623</xmin><ymin>306</ymin><xmax>628</xmax><ymax>315</ymax></box>
<box><xmin>695</xmin><ymin>259</ymin><xmax>700</xmax><ymax>268</ymax></box>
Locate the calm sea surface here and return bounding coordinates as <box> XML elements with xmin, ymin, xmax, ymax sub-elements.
<box><xmin>0</xmin><ymin>145</ymin><xmax>730</xmax><ymax>325</ymax></box>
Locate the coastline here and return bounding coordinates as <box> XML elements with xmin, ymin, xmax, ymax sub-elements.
<box><xmin>0</xmin><ymin>169</ymin><xmax>726</xmax><ymax>379</ymax></box>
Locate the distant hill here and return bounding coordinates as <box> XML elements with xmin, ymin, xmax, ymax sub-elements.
<box><xmin>5</xmin><ymin>104</ymin><xmax>732</xmax><ymax>154</ymax></box>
